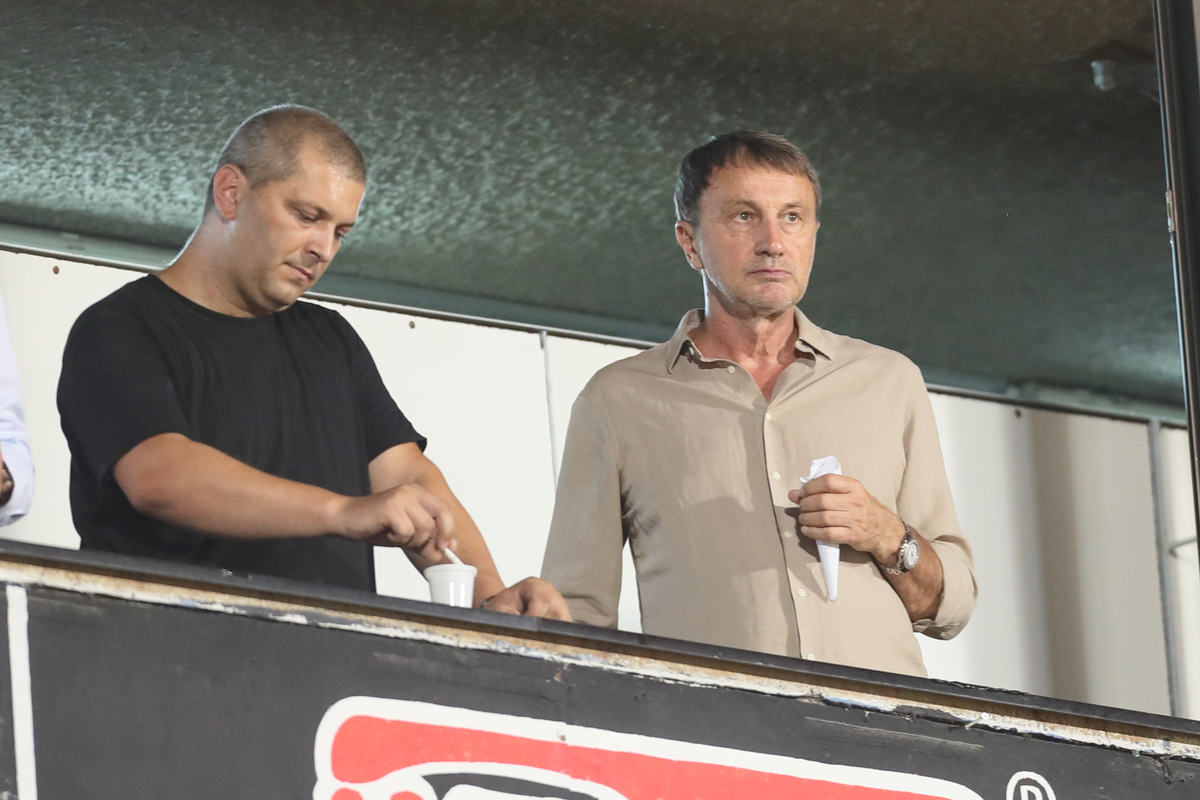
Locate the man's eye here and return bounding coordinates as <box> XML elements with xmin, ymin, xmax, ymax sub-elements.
<box><xmin>736</xmin><ymin>211</ymin><xmax>753</xmax><ymax>221</ymax></box>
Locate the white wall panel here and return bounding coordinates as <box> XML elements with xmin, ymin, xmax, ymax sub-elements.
<box><xmin>1024</xmin><ymin>410</ymin><xmax>1169</xmax><ymax>715</ymax></box>
<box><xmin>0</xmin><ymin>254</ymin><xmax>141</xmax><ymax>549</ymax></box>
<box><xmin>324</xmin><ymin>304</ymin><xmax>557</xmax><ymax>602</ymax></box>
<box><xmin>543</xmin><ymin>335</ymin><xmax>642</xmax><ymax>632</ymax></box>
<box><xmin>930</xmin><ymin>400</ymin><xmax>1170</xmax><ymax>715</ymax></box>
<box><xmin>925</xmin><ymin>395</ymin><xmax>1050</xmax><ymax>695</ymax></box>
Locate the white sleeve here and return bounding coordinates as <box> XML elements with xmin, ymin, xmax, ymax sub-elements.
<box><xmin>0</xmin><ymin>288</ymin><xmax>33</xmax><ymax>525</ymax></box>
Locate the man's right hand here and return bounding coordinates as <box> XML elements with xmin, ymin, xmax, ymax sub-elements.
<box><xmin>331</xmin><ymin>483</ymin><xmax>456</xmax><ymax>561</ymax></box>
<box><xmin>115</xmin><ymin>434</ymin><xmax>460</xmax><ymax>559</ymax></box>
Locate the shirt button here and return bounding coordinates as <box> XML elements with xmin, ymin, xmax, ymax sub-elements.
<box><xmin>797</xmin><ymin>587</ymin><xmax>806</xmax><ymax>597</ymax></box>
<box><xmin>783</xmin><ymin>531</ymin><xmax>793</xmax><ymax>538</ymax></box>
<box><xmin>764</xmin><ymin>412</ymin><xmax>772</xmax><ymax>420</ymax></box>
<box><xmin>726</xmin><ymin>365</ymin><xmax>736</xmax><ymax>374</ymax></box>
<box><xmin>772</xmin><ymin>471</ymin><xmax>781</xmax><ymax>480</ymax></box>
<box><xmin>808</xmin><ymin>653</ymin><xmax>816</xmax><ymax>660</ymax></box>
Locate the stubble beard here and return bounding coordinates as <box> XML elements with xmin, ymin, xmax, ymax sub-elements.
<box><xmin>709</xmin><ymin>266</ymin><xmax>806</xmax><ymax>321</ymax></box>
<box><xmin>248</xmin><ymin>265</ymin><xmax>311</xmax><ymax>315</ymax></box>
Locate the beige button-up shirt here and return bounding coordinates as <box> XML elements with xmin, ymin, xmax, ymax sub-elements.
<box><xmin>542</xmin><ymin>309</ymin><xmax>976</xmax><ymax>677</ymax></box>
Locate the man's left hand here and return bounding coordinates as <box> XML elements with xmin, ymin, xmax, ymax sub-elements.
<box><xmin>0</xmin><ymin>452</ymin><xmax>11</xmax><ymax>507</ymax></box>
<box><xmin>787</xmin><ymin>473</ymin><xmax>905</xmax><ymax>563</ymax></box>
<box><xmin>480</xmin><ymin>577</ymin><xmax>572</xmax><ymax>620</ymax></box>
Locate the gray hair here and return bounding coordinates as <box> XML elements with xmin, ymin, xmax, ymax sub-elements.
<box><xmin>674</xmin><ymin>130</ymin><xmax>821</xmax><ymax>224</ymax></box>
<box><xmin>203</xmin><ymin>104</ymin><xmax>366</xmax><ymax>215</ymax></box>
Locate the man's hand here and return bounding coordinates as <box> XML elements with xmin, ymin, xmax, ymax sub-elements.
<box><xmin>787</xmin><ymin>473</ymin><xmax>905</xmax><ymax>562</ymax></box>
<box><xmin>332</xmin><ymin>483</ymin><xmax>457</xmax><ymax>562</ymax></box>
<box><xmin>479</xmin><ymin>577</ymin><xmax>572</xmax><ymax>620</ymax></box>
<box><xmin>788</xmin><ymin>473</ymin><xmax>945</xmax><ymax>622</ymax></box>
<box><xmin>0</xmin><ymin>450</ymin><xmax>11</xmax><ymax>507</ymax></box>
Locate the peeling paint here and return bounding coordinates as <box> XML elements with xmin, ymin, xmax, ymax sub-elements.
<box><xmin>1</xmin><ymin>556</ymin><xmax>1197</xmax><ymax>763</ymax></box>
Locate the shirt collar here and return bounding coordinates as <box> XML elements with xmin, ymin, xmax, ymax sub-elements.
<box><xmin>665</xmin><ymin>307</ymin><xmax>835</xmax><ymax>373</ymax></box>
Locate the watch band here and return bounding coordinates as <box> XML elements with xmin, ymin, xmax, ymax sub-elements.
<box><xmin>883</xmin><ymin>523</ymin><xmax>918</xmax><ymax>575</ymax></box>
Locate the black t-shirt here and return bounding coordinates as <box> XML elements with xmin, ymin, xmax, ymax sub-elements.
<box><xmin>57</xmin><ymin>275</ymin><xmax>425</xmax><ymax>591</ymax></box>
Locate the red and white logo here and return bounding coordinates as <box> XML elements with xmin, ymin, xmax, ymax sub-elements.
<box><xmin>314</xmin><ymin>696</ymin><xmax>984</xmax><ymax>800</ymax></box>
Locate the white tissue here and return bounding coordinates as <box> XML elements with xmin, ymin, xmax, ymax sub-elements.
<box><xmin>800</xmin><ymin>455</ymin><xmax>842</xmax><ymax>601</ymax></box>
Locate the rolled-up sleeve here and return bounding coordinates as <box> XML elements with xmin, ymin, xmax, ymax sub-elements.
<box><xmin>541</xmin><ymin>383</ymin><xmax>626</xmax><ymax>628</ymax></box>
<box><xmin>898</xmin><ymin>366</ymin><xmax>977</xmax><ymax>638</ymax></box>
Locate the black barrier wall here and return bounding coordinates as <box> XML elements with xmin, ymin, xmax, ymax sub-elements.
<box><xmin>0</xmin><ymin>542</ymin><xmax>1196</xmax><ymax>799</ymax></box>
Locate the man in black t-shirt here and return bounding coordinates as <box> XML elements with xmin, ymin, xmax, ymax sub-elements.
<box><xmin>57</xmin><ymin>105</ymin><xmax>569</xmax><ymax>618</ymax></box>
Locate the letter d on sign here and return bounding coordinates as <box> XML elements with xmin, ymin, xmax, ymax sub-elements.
<box><xmin>1006</xmin><ymin>772</ymin><xmax>1055</xmax><ymax>800</ymax></box>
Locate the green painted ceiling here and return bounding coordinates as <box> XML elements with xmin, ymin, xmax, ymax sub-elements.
<box><xmin>0</xmin><ymin>0</ymin><xmax>1183</xmax><ymax>405</ymax></box>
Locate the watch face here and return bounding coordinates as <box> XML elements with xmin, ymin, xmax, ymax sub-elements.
<box><xmin>900</xmin><ymin>537</ymin><xmax>919</xmax><ymax>571</ymax></box>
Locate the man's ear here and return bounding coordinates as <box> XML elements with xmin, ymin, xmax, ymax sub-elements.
<box><xmin>210</xmin><ymin>164</ymin><xmax>248</xmax><ymax>222</ymax></box>
<box><xmin>675</xmin><ymin>220</ymin><xmax>703</xmax><ymax>272</ymax></box>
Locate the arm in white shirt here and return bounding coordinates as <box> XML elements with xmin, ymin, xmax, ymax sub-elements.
<box><xmin>0</xmin><ymin>288</ymin><xmax>33</xmax><ymax>525</ymax></box>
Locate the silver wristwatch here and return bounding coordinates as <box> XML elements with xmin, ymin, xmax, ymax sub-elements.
<box><xmin>883</xmin><ymin>524</ymin><xmax>919</xmax><ymax>575</ymax></box>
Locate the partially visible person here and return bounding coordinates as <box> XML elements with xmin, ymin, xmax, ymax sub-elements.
<box><xmin>57</xmin><ymin>105</ymin><xmax>567</xmax><ymax>618</ymax></box>
<box><xmin>0</xmin><ymin>287</ymin><xmax>33</xmax><ymax>525</ymax></box>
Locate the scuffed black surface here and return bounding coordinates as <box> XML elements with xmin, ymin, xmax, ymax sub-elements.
<box><xmin>17</xmin><ymin>582</ymin><xmax>1200</xmax><ymax>798</ymax></box>
<box><xmin>0</xmin><ymin>0</ymin><xmax>1183</xmax><ymax>402</ymax></box>
<box><xmin>0</xmin><ymin>534</ymin><xmax>1196</xmax><ymax>737</ymax></box>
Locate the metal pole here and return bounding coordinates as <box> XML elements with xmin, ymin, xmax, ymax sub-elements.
<box><xmin>1148</xmin><ymin>418</ymin><xmax>1184</xmax><ymax>716</ymax></box>
<box><xmin>1155</xmin><ymin>0</ymin><xmax>1200</xmax><ymax>617</ymax></box>
<box><xmin>540</xmin><ymin>329</ymin><xmax>561</xmax><ymax>486</ymax></box>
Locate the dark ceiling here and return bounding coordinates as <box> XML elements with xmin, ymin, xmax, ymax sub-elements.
<box><xmin>0</xmin><ymin>0</ymin><xmax>1183</xmax><ymax>405</ymax></box>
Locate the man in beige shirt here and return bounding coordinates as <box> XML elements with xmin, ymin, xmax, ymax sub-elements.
<box><xmin>542</xmin><ymin>131</ymin><xmax>975</xmax><ymax>677</ymax></box>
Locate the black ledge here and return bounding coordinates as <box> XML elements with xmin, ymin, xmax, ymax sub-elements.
<box><xmin>0</xmin><ymin>536</ymin><xmax>1198</xmax><ymax>749</ymax></box>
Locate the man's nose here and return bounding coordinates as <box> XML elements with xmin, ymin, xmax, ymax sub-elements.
<box><xmin>307</xmin><ymin>226</ymin><xmax>339</xmax><ymax>264</ymax></box>
<box><xmin>755</xmin><ymin>218</ymin><xmax>785</xmax><ymax>257</ymax></box>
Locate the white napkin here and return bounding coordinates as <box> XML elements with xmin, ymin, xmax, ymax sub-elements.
<box><xmin>800</xmin><ymin>455</ymin><xmax>842</xmax><ymax>601</ymax></box>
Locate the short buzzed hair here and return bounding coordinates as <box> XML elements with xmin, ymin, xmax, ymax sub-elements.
<box><xmin>674</xmin><ymin>131</ymin><xmax>821</xmax><ymax>224</ymax></box>
<box><xmin>203</xmin><ymin>105</ymin><xmax>367</xmax><ymax>215</ymax></box>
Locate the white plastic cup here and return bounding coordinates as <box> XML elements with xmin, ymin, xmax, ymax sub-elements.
<box><xmin>425</xmin><ymin>563</ymin><xmax>478</xmax><ymax>608</ymax></box>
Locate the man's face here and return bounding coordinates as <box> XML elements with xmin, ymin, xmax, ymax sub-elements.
<box><xmin>675</xmin><ymin>163</ymin><xmax>820</xmax><ymax>318</ymax></box>
<box><xmin>223</xmin><ymin>144</ymin><xmax>364</xmax><ymax>315</ymax></box>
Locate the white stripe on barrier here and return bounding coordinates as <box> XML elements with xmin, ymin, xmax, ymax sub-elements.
<box><xmin>7</xmin><ymin>584</ymin><xmax>37</xmax><ymax>800</ymax></box>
